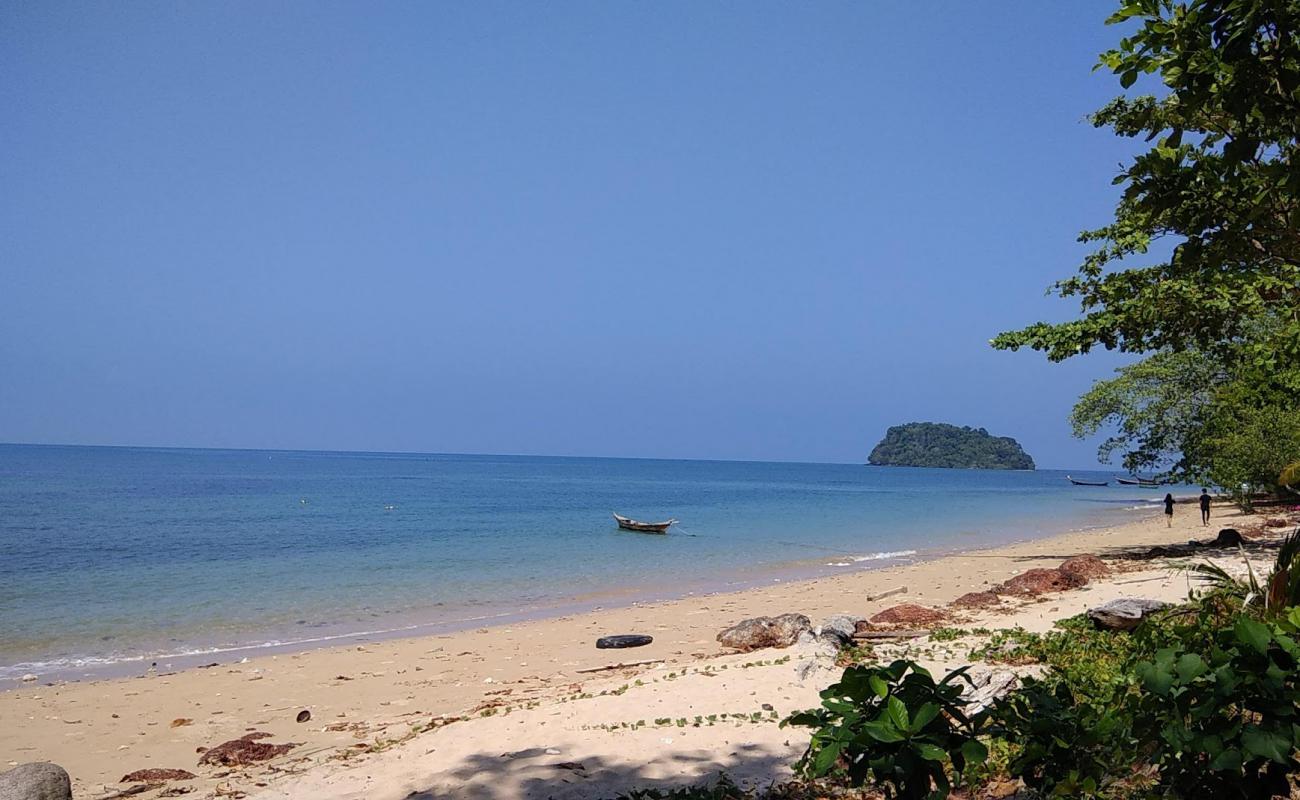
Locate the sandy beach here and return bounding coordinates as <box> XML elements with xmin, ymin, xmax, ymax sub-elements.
<box><xmin>3</xmin><ymin>504</ymin><xmax>1288</xmax><ymax>800</ymax></box>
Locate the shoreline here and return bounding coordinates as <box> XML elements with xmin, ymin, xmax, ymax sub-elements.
<box><xmin>3</xmin><ymin>503</ymin><xmax>1264</xmax><ymax>799</ymax></box>
<box><xmin>1</xmin><ymin>500</ymin><xmax>1155</xmax><ymax>688</ymax></box>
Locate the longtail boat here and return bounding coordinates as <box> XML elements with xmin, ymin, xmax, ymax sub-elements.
<box><xmin>613</xmin><ymin>513</ymin><xmax>676</xmax><ymax>534</ymax></box>
<box><xmin>1067</xmin><ymin>475</ymin><xmax>1109</xmax><ymax>487</ymax></box>
<box><xmin>1117</xmin><ymin>477</ymin><xmax>1160</xmax><ymax>486</ymax></box>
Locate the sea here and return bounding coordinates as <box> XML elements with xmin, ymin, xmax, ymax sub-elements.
<box><xmin>0</xmin><ymin>444</ymin><xmax>1170</xmax><ymax>685</ymax></box>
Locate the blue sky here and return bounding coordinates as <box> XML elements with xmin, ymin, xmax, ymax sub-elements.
<box><xmin>2</xmin><ymin>2</ymin><xmax>1144</xmax><ymax>467</ymax></box>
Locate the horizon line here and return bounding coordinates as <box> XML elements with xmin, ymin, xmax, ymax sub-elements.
<box><xmin>1</xmin><ymin>439</ymin><xmax>1098</xmax><ymax>472</ymax></box>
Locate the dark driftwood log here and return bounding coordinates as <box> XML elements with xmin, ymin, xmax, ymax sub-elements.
<box><xmin>851</xmin><ymin>629</ymin><xmax>930</xmax><ymax>641</ymax></box>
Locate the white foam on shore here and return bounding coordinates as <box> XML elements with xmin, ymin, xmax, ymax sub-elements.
<box><xmin>825</xmin><ymin>549</ymin><xmax>918</xmax><ymax>567</ymax></box>
<box><xmin>0</xmin><ymin>609</ymin><xmax>520</xmax><ymax>682</ymax></box>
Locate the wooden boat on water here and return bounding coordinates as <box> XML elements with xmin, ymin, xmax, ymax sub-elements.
<box><xmin>1117</xmin><ymin>477</ymin><xmax>1161</xmax><ymax>486</ymax></box>
<box><xmin>1067</xmin><ymin>475</ymin><xmax>1109</xmax><ymax>487</ymax></box>
<box><xmin>613</xmin><ymin>513</ymin><xmax>676</xmax><ymax>534</ymax></box>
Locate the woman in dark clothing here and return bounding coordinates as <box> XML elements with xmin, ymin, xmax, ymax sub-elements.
<box><xmin>1164</xmin><ymin>493</ymin><xmax>1175</xmax><ymax>528</ymax></box>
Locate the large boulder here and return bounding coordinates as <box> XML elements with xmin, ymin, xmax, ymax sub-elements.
<box><xmin>716</xmin><ymin>613</ymin><xmax>811</xmax><ymax>652</ymax></box>
<box><xmin>1210</xmin><ymin>528</ymin><xmax>1245</xmax><ymax>547</ymax></box>
<box><xmin>0</xmin><ymin>763</ymin><xmax>71</xmax><ymax>800</ymax></box>
<box><xmin>1087</xmin><ymin>598</ymin><xmax>1169</xmax><ymax>631</ymax></box>
<box><xmin>869</xmin><ymin>604</ymin><xmax>949</xmax><ymax>626</ymax></box>
<box><xmin>996</xmin><ymin>568</ymin><xmax>1086</xmax><ymax>597</ymax></box>
<box><xmin>1058</xmin><ymin>555</ymin><xmax>1110</xmax><ymax>582</ymax></box>
<box><xmin>950</xmin><ymin>591</ymin><xmax>1002</xmax><ymax>610</ymax></box>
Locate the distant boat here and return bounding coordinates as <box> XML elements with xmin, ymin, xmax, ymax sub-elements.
<box><xmin>613</xmin><ymin>513</ymin><xmax>676</xmax><ymax>534</ymax></box>
<box><xmin>1067</xmin><ymin>475</ymin><xmax>1109</xmax><ymax>487</ymax></box>
<box><xmin>1116</xmin><ymin>477</ymin><xmax>1160</xmax><ymax>486</ymax></box>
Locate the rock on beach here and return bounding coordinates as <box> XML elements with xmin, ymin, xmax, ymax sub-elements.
<box><xmin>995</xmin><ymin>568</ymin><xmax>1086</xmax><ymax>597</ymax></box>
<box><xmin>716</xmin><ymin>613</ymin><xmax>811</xmax><ymax>652</ymax></box>
<box><xmin>869</xmin><ymin>604</ymin><xmax>949</xmax><ymax>626</ymax></box>
<box><xmin>0</xmin><ymin>763</ymin><xmax>71</xmax><ymax>800</ymax></box>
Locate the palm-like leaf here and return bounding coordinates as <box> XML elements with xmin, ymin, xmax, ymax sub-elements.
<box><xmin>1267</xmin><ymin>529</ymin><xmax>1300</xmax><ymax>610</ymax></box>
<box><xmin>1281</xmin><ymin>460</ymin><xmax>1300</xmax><ymax>489</ymax></box>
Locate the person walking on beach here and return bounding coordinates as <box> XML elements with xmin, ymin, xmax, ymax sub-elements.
<box><xmin>1164</xmin><ymin>493</ymin><xmax>1175</xmax><ymax>527</ymax></box>
<box><xmin>1199</xmin><ymin>488</ymin><xmax>1212</xmax><ymax>526</ymax></box>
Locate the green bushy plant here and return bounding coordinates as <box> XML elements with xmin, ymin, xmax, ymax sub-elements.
<box><xmin>1131</xmin><ymin>612</ymin><xmax>1300</xmax><ymax>798</ymax></box>
<box><xmin>989</xmin><ymin>679</ymin><xmax>1135</xmax><ymax>798</ymax></box>
<box><xmin>783</xmin><ymin>660</ymin><xmax>986</xmax><ymax>799</ymax></box>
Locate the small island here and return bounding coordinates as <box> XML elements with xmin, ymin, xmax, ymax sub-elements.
<box><xmin>868</xmin><ymin>422</ymin><xmax>1035</xmax><ymax>470</ymax></box>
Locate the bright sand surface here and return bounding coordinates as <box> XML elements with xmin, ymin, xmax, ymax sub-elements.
<box><xmin>2</xmin><ymin>505</ymin><xmax>1285</xmax><ymax>800</ymax></box>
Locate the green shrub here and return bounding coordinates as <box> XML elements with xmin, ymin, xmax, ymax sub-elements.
<box><xmin>783</xmin><ymin>660</ymin><xmax>986</xmax><ymax>799</ymax></box>
<box><xmin>989</xmin><ymin>679</ymin><xmax>1135</xmax><ymax>797</ymax></box>
<box><xmin>1131</xmin><ymin>612</ymin><xmax>1300</xmax><ymax>798</ymax></box>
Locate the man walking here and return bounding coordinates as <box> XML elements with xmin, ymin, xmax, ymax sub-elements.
<box><xmin>1199</xmin><ymin>488</ymin><xmax>1212</xmax><ymax>526</ymax></box>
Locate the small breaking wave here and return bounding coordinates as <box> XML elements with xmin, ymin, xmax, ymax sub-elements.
<box><xmin>826</xmin><ymin>549</ymin><xmax>918</xmax><ymax>567</ymax></box>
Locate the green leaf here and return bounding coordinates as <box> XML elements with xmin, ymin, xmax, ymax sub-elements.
<box><xmin>862</xmin><ymin>719</ymin><xmax>906</xmax><ymax>743</ymax></box>
<box><xmin>1209</xmin><ymin>748</ymin><xmax>1242</xmax><ymax>771</ymax></box>
<box><xmin>1175</xmin><ymin>652</ymin><xmax>1207</xmax><ymax>682</ymax></box>
<box><xmin>913</xmin><ymin>742</ymin><xmax>947</xmax><ymax>762</ymax></box>
<box><xmin>1137</xmin><ymin>661</ymin><xmax>1173</xmax><ymax>695</ymax></box>
<box><xmin>1242</xmin><ymin>727</ymin><xmax>1291</xmax><ymax>764</ymax></box>
<box><xmin>1235</xmin><ymin>618</ymin><xmax>1272</xmax><ymax>655</ymax></box>
<box><xmin>887</xmin><ymin>696</ymin><xmax>909</xmax><ymax>731</ymax></box>
<box><xmin>961</xmin><ymin>739</ymin><xmax>989</xmax><ymax>765</ymax></box>
<box><xmin>909</xmin><ymin>702</ymin><xmax>940</xmax><ymax>733</ymax></box>
<box><xmin>868</xmin><ymin>674</ymin><xmax>889</xmax><ymax>698</ymax></box>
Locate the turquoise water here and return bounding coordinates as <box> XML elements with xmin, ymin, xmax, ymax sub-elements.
<box><xmin>0</xmin><ymin>444</ymin><xmax>1163</xmax><ymax>682</ymax></box>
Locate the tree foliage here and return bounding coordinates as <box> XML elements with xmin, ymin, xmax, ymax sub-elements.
<box><xmin>1070</xmin><ymin>350</ymin><xmax>1224</xmax><ymax>478</ymax></box>
<box><xmin>868</xmin><ymin>423</ymin><xmax>1035</xmax><ymax>470</ymax></box>
<box><xmin>991</xmin><ymin>0</ymin><xmax>1300</xmax><ymax>380</ymax></box>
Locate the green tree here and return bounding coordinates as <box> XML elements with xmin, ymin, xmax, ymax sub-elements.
<box><xmin>1070</xmin><ymin>349</ymin><xmax>1224</xmax><ymax>479</ymax></box>
<box><xmin>991</xmin><ymin>0</ymin><xmax>1300</xmax><ymax>383</ymax></box>
<box><xmin>1203</xmin><ymin>404</ymin><xmax>1300</xmax><ymax>503</ymax></box>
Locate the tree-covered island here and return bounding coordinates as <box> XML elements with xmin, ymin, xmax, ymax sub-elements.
<box><xmin>867</xmin><ymin>422</ymin><xmax>1035</xmax><ymax>470</ymax></box>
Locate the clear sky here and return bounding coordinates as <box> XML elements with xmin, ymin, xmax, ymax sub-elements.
<box><xmin>2</xmin><ymin>2</ymin><xmax>1144</xmax><ymax>467</ymax></box>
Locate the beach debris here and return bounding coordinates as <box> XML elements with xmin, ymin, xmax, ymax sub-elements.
<box><xmin>120</xmin><ymin>769</ymin><xmax>196</xmax><ymax>783</ymax></box>
<box><xmin>295</xmin><ymin>710</ymin><xmax>311</xmax><ymax>724</ymax></box>
<box><xmin>1265</xmin><ymin>516</ymin><xmax>1291</xmax><ymax>527</ymax></box>
<box><xmin>1058</xmin><ymin>554</ymin><xmax>1111</xmax><ymax>582</ymax></box>
<box><xmin>575</xmin><ymin>659</ymin><xmax>664</xmax><ymax>674</ymax></box>
<box><xmin>950</xmin><ymin>591</ymin><xmax>1002</xmax><ymax>609</ymax></box>
<box><xmin>18</xmin><ymin>674</ymin><xmax>37</xmax><ymax>683</ymax></box>
<box><xmin>170</xmin><ymin>718</ymin><xmax>192</xmax><ymax>728</ymax></box>
<box><xmin>595</xmin><ymin>634</ymin><xmax>653</xmax><ymax>649</ymax></box>
<box><xmin>0</xmin><ymin>762</ymin><xmax>72</xmax><ymax>800</ymax></box>
<box><xmin>197</xmin><ymin>733</ymin><xmax>296</xmax><ymax>767</ymax></box>
<box><xmin>553</xmin><ymin>762</ymin><xmax>586</xmax><ymax>771</ymax></box>
<box><xmin>102</xmin><ymin>786</ymin><xmax>158</xmax><ymax>799</ymax></box>
<box><xmin>852</xmin><ymin>629</ymin><xmax>932</xmax><ymax>641</ymax></box>
<box><xmin>869</xmin><ymin>604</ymin><xmax>950</xmax><ymax>626</ymax></box>
<box><xmin>995</xmin><ymin>568</ymin><xmax>1086</xmax><ymax>597</ymax></box>
<box><xmin>961</xmin><ymin>668</ymin><xmax>1020</xmax><ymax>716</ymax></box>
<box><xmin>865</xmin><ymin>586</ymin><xmax>908</xmax><ymax>602</ymax></box>
<box><xmin>1087</xmin><ymin>597</ymin><xmax>1170</xmax><ymax>632</ymax></box>
<box><xmin>716</xmin><ymin>613</ymin><xmax>811</xmax><ymax>652</ymax></box>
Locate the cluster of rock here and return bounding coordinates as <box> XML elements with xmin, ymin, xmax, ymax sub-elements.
<box><xmin>715</xmin><ymin>550</ymin><xmax>1178</xmax><ymax>661</ymax></box>
<box><xmin>0</xmin><ymin>727</ymin><xmax>299</xmax><ymax>800</ymax></box>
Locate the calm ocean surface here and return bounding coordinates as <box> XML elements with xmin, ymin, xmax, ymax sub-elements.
<box><xmin>0</xmin><ymin>444</ymin><xmax>1166</xmax><ymax>682</ymax></box>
